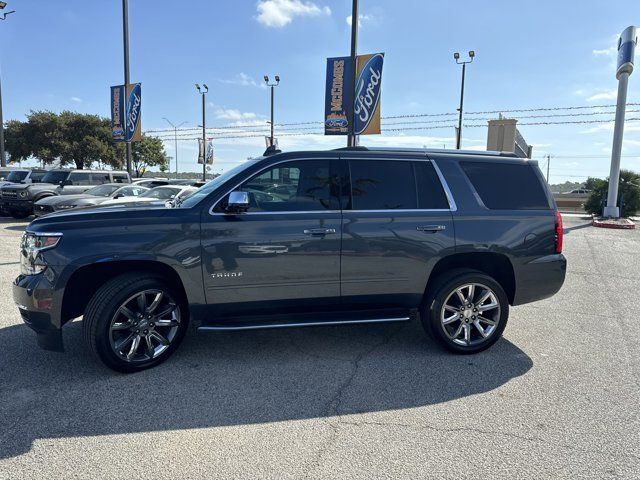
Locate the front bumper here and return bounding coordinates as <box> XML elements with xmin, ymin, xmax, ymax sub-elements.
<box><xmin>13</xmin><ymin>271</ymin><xmax>64</xmax><ymax>352</ymax></box>
<box><xmin>2</xmin><ymin>198</ymin><xmax>34</xmax><ymax>214</ymax></box>
<box><xmin>512</xmin><ymin>253</ymin><xmax>567</xmax><ymax>306</ymax></box>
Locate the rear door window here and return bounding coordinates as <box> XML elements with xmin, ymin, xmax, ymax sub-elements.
<box><xmin>349</xmin><ymin>160</ymin><xmax>417</xmax><ymax>210</ymax></box>
<box><xmin>67</xmin><ymin>172</ymin><xmax>92</xmax><ymax>185</ymax></box>
<box><xmin>460</xmin><ymin>161</ymin><xmax>550</xmax><ymax>210</ymax></box>
<box><xmin>414</xmin><ymin>161</ymin><xmax>449</xmax><ymax>209</ymax></box>
<box><xmin>90</xmin><ymin>173</ymin><xmax>111</xmax><ymax>185</ymax></box>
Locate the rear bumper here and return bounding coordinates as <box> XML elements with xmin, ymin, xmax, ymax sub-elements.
<box><xmin>512</xmin><ymin>253</ymin><xmax>567</xmax><ymax>306</ymax></box>
<box><xmin>13</xmin><ymin>272</ymin><xmax>64</xmax><ymax>352</ymax></box>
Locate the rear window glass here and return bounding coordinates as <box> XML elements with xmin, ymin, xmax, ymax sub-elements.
<box><xmin>460</xmin><ymin>161</ymin><xmax>550</xmax><ymax>210</ymax></box>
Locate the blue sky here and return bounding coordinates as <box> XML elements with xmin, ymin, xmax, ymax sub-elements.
<box><xmin>1</xmin><ymin>0</ymin><xmax>639</xmax><ymax>183</ymax></box>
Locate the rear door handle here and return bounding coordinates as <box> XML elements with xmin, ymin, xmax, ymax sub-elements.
<box><xmin>417</xmin><ymin>225</ymin><xmax>446</xmax><ymax>233</ymax></box>
<box><xmin>303</xmin><ymin>228</ymin><xmax>337</xmax><ymax>236</ymax></box>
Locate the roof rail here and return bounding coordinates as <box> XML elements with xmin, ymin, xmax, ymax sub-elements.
<box><xmin>333</xmin><ymin>146</ymin><xmax>519</xmax><ymax>158</ymax></box>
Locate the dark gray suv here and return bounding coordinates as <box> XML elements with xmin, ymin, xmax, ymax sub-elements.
<box><xmin>14</xmin><ymin>148</ymin><xmax>566</xmax><ymax>372</ymax></box>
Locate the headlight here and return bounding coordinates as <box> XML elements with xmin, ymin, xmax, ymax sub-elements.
<box><xmin>56</xmin><ymin>204</ymin><xmax>76</xmax><ymax>210</ymax></box>
<box><xmin>20</xmin><ymin>232</ymin><xmax>62</xmax><ymax>275</ymax></box>
<box><xmin>19</xmin><ymin>190</ymin><xmax>29</xmax><ymax>198</ymax></box>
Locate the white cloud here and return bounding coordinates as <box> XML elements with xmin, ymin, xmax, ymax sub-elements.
<box><xmin>593</xmin><ymin>45</ymin><xmax>616</xmax><ymax>57</ymax></box>
<box><xmin>586</xmin><ymin>89</ymin><xmax>617</xmax><ymax>102</ymax></box>
<box><xmin>346</xmin><ymin>13</ymin><xmax>375</xmax><ymax>27</ymax></box>
<box><xmin>256</xmin><ymin>0</ymin><xmax>330</xmax><ymax>28</ymax></box>
<box><xmin>218</xmin><ymin>72</ymin><xmax>266</xmax><ymax>89</ymax></box>
<box><xmin>70</xmin><ymin>96</ymin><xmax>82</xmax><ymax>103</ymax></box>
<box><xmin>215</xmin><ymin>108</ymin><xmax>261</xmax><ymax>121</ymax></box>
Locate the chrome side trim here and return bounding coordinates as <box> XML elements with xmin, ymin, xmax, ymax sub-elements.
<box><xmin>24</xmin><ymin>231</ymin><xmax>64</xmax><ymax>237</ymax></box>
<box><xmin>345</xmin><ymin>209</ymin><xmax>450</xmax><ymax>214</ymax></box>
<box><xmin>197</xmin><ymin>316</ymin><xmax>411</xmax><ymax>332</ymax></box>
<box><xmin>430</xmin><ymin>160</ymin><xmax>458</xmax><ymax>212</ymax></box>
<box><xmin>210</xmin><ymin>210</ymin><xmax>342</xmax><ymax>216</ymax></box>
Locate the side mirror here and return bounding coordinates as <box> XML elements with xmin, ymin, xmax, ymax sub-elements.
<box><xmin>226</xmin><ymin>191</ymin><xmax>250</xmax><ymax>213</ymax></box>
<box><xmin>114</xmin><ymin>193</ymin><xmax>123</xmax><ymax>199</ymax></box>
<box><xmin>59</xmin><ymin>179</ymin><xmax>72</xmax><ymax>186</ymax></box>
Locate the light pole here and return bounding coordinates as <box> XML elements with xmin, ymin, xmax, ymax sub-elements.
<box><xmin>263</xmin><ymin>75</ymin><xmax>280</xmax><ymax>149</ymax></box>
<box><xmin>603</xmin><ymin>26</ymin><xmax>637</xmax><ymax>218</ymax></box>
<box><xmin>121</xmin><ymin>0</ymin><xmax>132</xmax><ymax>176</ymax></box>
<box><xmin>163</xmin><ymin>118</ymin><xmax>186</xmax><ymax>176</ymax></box>
<box><xmin>347</xmin><ymin>0</ymin><xmax>359</xmax><ymax>148</ymax></box>
<box><xmin>453</xmin><ymin>50</ymin><xmax>475</xmax><ymax>149</ymax></box>
<box><xmin>0</xmin><ymin>4</ymin><xmax>15</xmax><ymax>168</ymax></box>
<box><xmin>195</xmin><ymin>84</ymin><xmax>208</xmax><ymax>181</ymax></box>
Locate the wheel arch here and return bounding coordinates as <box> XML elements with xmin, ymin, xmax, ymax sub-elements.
<box><xmin>425</xmin><ymin>252</ymin><xmax>516</xmax><ymax>305</ymax></box>
<box><xmin>61</xmin><ymin>260</ymin><xmax>189</xmax><ymax>324</ymax></box>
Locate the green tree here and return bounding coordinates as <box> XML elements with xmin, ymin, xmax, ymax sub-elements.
<box><xmin>131</xmin><ymin>135</ymin><xmax>169</xmax><ymax>178</ymax></box>
<box><xmin>584</xmin><ymin>170</ymin><xmax>640</xmax><ymax>217</ymax></box>
<box><xmin>4</xmin><ymin>110</ymin><xmax>124</xmax><ymax>169</ymax></box>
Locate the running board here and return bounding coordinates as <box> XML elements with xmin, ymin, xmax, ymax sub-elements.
<box><xmin>197</xmin><ymin>315</ymin><xmax>411</xmax><ymax>332</ymax></box>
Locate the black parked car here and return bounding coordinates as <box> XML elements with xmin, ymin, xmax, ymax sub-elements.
<box><xmin>1</xmin><ymin>169</ymin><xmax>130</xmax><ymax>219</ymax></box>
<box><xmin>14</xmin><ymin>147</ymin><xmax>566</xmax><ymax>372</ymax></box>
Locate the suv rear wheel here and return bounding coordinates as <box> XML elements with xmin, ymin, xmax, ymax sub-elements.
<box><xmin>421</xmin><ymin>270</ymin><xmax>508</xmax><ymax>354</ymax></box>
<box><xmin>83</xmin><ymin>273</ymin><xmax>189</xmax><ymax>373</ymax></box>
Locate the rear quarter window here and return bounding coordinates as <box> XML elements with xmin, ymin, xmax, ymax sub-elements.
<box><xmin>460</xmin><ymin>161</ymin><xmax>550</xmax><ymax>210</ymax></box>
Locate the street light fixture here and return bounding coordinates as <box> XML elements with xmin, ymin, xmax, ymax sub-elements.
<box><xmin>163</xmin><ymin>118</ymin><xmax>187</xmax><ymax>176</ymax></box>
<box><xmin>195</xmin><ymin>84</ymin><xmax>209</xmax><ymax>181</ymax></box>
<box><xmin>264</xmin><ymin>75</ymin><xmax>280</xmax><ymax>151</ymax></box>
<box><xmin>453</xmin><ymin>50</ymin><xmax>475</xmax><ymax>149</ymax></box>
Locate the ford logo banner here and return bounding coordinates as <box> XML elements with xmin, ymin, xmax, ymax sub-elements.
<box><xmin>125</xmin><ymin>83</ymin><xmax>142</xmax><ymax>142</ymax></box>
<box><xmin>324</xmin><ymin>56</ymin><xmax>354</xmax><ymax>135</ymax></box>
<box><xmin>110</xmin><ymin>85</ymin><xmax>126</xmax><ymax>142</ymax></box>
<box><xmin>354</xmin><ymin>53</ymin><xmax>384</xmax><ymax>135</ymax></box>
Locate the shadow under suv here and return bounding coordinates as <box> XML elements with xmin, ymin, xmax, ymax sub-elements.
<box><xmin>14</xmin><ymin>148</ymin><xmax>566</xmax><ymax>372</ymax></box>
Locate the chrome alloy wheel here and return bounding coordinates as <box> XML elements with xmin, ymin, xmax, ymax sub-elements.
<box><xmin>109</xmin><ymin>289</ymin><xmax>181</xmax><ymax>363</ymax></box>
<box><xmin>440</xmin><ymin>283</ymin><xmax>501</xmax><ymax>347</ymax></box>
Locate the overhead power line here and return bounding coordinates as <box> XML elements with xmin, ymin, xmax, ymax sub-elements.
<box><xmin>143</xmin><ymin>102</ymin><xmax>640</xmax><ymax>135</ymax></box>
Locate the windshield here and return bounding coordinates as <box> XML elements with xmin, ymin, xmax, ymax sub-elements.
<box><xmin>179</xmin><ymin>158</ymin><xmax>262</xmax><ymax>208</ymax></box>
<box><xmin>86</xmin><ymin>184</ymin><xmax>120</xmax><ymax>197</ymax></box>
<box><xmin>141</xmin><ymin>187</ymin><xmax>181</xmax><ymax>200</ymax></box>
<box><xmin>6</xmin><ymin>171</ymin><xmax>29</xmax><ymax>182</ymax></box>
<box><xmin>41</xmin><ymin>171</ymin><xmax>69</xmax><ymax>184</ymax></box>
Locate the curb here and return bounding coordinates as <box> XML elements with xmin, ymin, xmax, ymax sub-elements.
<box><xmin>592</xmin><ymin>217</ymin><xmax>636</xmax><ymax>229</ymax></box>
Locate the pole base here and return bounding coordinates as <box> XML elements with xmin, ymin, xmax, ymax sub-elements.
<box><xmin>602</xmin><ymin>206</ymin><xmax>620</xmax><ymax>218</ymax></box>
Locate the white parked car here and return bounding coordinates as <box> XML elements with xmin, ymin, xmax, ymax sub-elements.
<box><xmin>100</xmin><ymin>185</ymin><xmax>198</xmax><ymax>206</ymax></box>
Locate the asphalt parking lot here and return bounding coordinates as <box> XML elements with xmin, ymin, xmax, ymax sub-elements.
<box><xmin>0</xmin><ymin>214</ymin><xmax>638</xmax><ymax>479</ymax></box>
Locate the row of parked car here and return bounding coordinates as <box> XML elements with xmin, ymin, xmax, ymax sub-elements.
<box><xmin>0</xmin><ymin>167</ymin><xmax>203</xmax><ymax>219</ymax></box>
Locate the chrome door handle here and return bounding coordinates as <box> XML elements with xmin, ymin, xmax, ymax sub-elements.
<box><xmin>417</xmin><ymin>225</ymin><xmax>446</xmax><ymax>233</ymax></box>
<box><xmin>303</xmin><ymin>228</ymin><xmax>337</xmax><ymax>236</ymax></box>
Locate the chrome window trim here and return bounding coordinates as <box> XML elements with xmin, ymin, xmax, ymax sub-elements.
<box><xmin>430</xmin><ymin>159</ymin><xmax>458</xmax><ymax>212</ymax></box>
<box><xmin>208</xmin><ymin>155</ymin><xmax>458</xmax><ymax>216</ymax></box>
<box><xmin>211</xmin><ymin>210</ymin><xmax>342</xmax><ymax>216</ymax></box>
<box><xmin>345</xmin><ymin>209</ymin><xmax>451</xmax><ymax>214</ymax></box>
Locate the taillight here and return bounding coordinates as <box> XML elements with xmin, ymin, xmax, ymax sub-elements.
<box><xmin>554</xmin><ymin>209</ymin><xmax>563</xmax><ymax>254</ymax></box>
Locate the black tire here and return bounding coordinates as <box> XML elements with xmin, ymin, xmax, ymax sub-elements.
<box><xmin>420</xmin><ymin>269</ymin><xmax>509</xmax><ymax>354</ymax></box>
<box><xmin>83</xmin><ymin>273</ymin><xmax>189</xmax><ymax>373</ymax></box>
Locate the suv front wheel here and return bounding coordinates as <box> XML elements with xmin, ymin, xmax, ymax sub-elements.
<box><xmin>421</xmin><ymin>270</ymin><xmax>509</xmax><ymax>354</ymax></box>
<box><xmin>83</xmin><ymin>273</ymin><xmax>189</xmax><ymax>373</ymax></box>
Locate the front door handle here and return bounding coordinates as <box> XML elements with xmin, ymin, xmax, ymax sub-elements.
<box><xmin>417</xmin><ymin>225</ymin><xmax>446</xmax><ymax>233</ymax></box>
<box><xmin>303</xmin><ymin>228</ymin><xmax>337</xmax><ymax>236</ymax></box>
